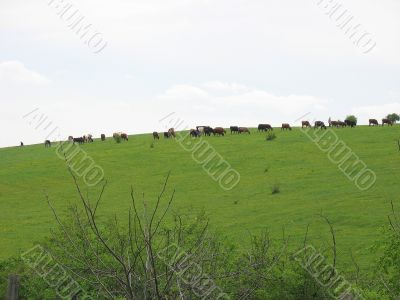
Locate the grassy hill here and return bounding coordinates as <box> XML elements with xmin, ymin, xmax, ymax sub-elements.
<box><xmin>1</xmin><ymin>126</ymin><xmax>399</xmax><ymax>275</ymax></box>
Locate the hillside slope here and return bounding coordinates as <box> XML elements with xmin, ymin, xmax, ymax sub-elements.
<box><xmin>1</xmin><ymin>126</ymin><xmax>399</xmax><ymax>274</ymax></box>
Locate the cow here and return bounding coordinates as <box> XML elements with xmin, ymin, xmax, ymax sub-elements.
<box><xmin>302</xmin><ymin>121</ymin><xmax>311</xmax><ymax>128</ymax></box>
<box><xmin>230</xmin><ymin>126</ymin><xmax>239</xmax><ymax>134</ymax></box>
<box><xmin>73</xmin><ymin>137</ymin><xmax>85</xmax><ymax>145</ymax></box>
<box><xmin>153</xmin><ymin>132</ymin><xmax>160</xmax><ymax>140</ymax></box>
<box><xmin>87</xmin><ymin>134</ymin><xmax>94</xmax><ymax>143</ymax></box>
<box><xmin>345</xmin><ymin>119</ymin><xmax>356</xmax><ymax>128</ymax></box>
<box><xmin>168</xmin><ymin>128</ymin><xmax>176</xmax><ymax>138</ymax></box>
<box><xmin>369</xmin><ymin>119</ymin><xmax>379</xmax><ymax>126</ymax></box>
<box><xmin>121</xmin><ymin>133</ymin><xmax>129</xmax><ymax>141</ymax></box>
<box><xmin>382</xmin><ymin>118</ymin><xmax>393</xmax><ymax>126</ymax></box>
<box><xmin>213</xmin><ymin>127</ymin><xmax>226</xmax><ymax>136</ymax></box>
<box><xmin>330</xmin><ymin>121</ymin><xmax>339</xmax><ymax>127</ymax></box>
<box><xmin>331</xmin><ymin>120</ymin><xmax>345</xmax><ymax>128</ymax></box>
<box><xmin>20</xmin><ymin>142</ymin><xmax>24</xmax><ymax>147</ymax></box>
<box><xmin>45</xmin><ymin>140</ymin><xmax>51</xmax><ymax>147</ymax></box>
<box><xmin>163</xmin><ymin>132</ymin><xmax>171</xmax><ymax>139</ymax></box>
<box><xmin>281</xmin><ymin>123</ymin><xmax>292</xmax><ymax>131</ymax></box>
<box><xmin>101</xmin><ymin>134</ymin><xmax>106</xmax><ymax>141</ymax></box>
<box><xmin>258</xmin><ymin>124</ymin><xmax>273</xmax><ymax>132</ymax></box>
<box><xmin>204</xmin><ymin>126</ymin><xmax>214</xmax><ymax>136</ymax></box>
<box><xmin>68</xmin><ymin>136</ymin><xmax>74</xmax><ymax>142</ymax></box>
<box><xmin>190</xmin><ymin>129</ymin><xmax>201</xmax><ymax>138</ymax></box>
<box><xmin>238</xmin><ymin>127</ymin><xmax>250</xmax><ymax>134</ymax></box>
<box><xmin>314</xmin><ymin>121</ymin><xmax>327</xmax><ymax>129</ymax></box>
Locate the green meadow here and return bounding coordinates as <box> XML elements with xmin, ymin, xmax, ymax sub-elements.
<box><xmin>1</xmin><ymin>126</ymin><xmax>399</xmax><ymax>275</ymax></box>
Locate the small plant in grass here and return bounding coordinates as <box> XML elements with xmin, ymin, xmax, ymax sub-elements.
<box><xmin>264</xmin><ymin>167</ymin><xmax>269</xmax><ymax>173</ymax></box>
<box><xmin>266</xmin><ymin>133</ymin><xmax>277</xmax><ymax>141</ymax></box>
<box><xmin>114</xmin><ymin>135</ymin><xmax>122</xmax><ymax>144</ymax></box>
<box><xmin>150</xmin><ymin>142</ymin><xmax>155</xmax><ymax>149</ymax></box>
<box><xmin>271</xmin><ymin>183</ymin><xmax>280</xmax><ymax>195</ymax></box>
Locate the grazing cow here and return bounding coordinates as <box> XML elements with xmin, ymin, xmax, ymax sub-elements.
<box><xmin>213</xmin><ymin>127</ymin><xmax>226</xmax><ymax>136</ymax></box>
<box><xmin>68</xmin><ymin>136</ymin><xmax>74</xmax><ymax>142</ymax></box>
<box><xmin>238</xmin><ymin>127</ymin><xmax>250</xmax><ymax>134</ymax></box>
<box><xmin>196</xmin><ymin>126</ymin><xmax>208</xmax><ymax>135</ymax></box>
<box><xmin>153</xmin><ymin>132</ymin><xmax>160</xmax><ymax>140</ymax></box>
<box><xmin>369</xmin><ymin>119</ymin><xmax>379</xmax><ymax>126</ymax></box>
<box><xmin>73</xmin><ymin>137</ymin><xmax>85</xmax><ymax>145</ymax></box>
<box><xmin>281</xmin><ymin>123</ymin><xmax>292</xmax><ymax>131</ymax></box>
<box><xmin>230</xmin><ymin>126</ymin><xmax>239</xmax><ymax>134</ymax></box>
<box><xmin>45</xmin><ymin>140</ymin><xmax>51</xmax><ymax>147</ymax></box>
<box><xmin>314</xmin><ymin>121</ymin><xmax>327</xmax><ymax>129</ymax></box>
<box><xmin>330</xmin><ymin>121</ymin><xmax>339</xmax><ymax>127</ymax></box>
<box><xmin>86</xmin><ymin>134</ymin><xmax>94</xmax><ymax>143</ymax></box>
<box><xmin>331</xmin><ymin>120</ymin><xmax>346</xmax><ymax>128</ymax></box>
<box><xmin>204</xmin><ymin>126</ymin><xmax>214</xmax><ymax>136</ymax></box>
<box><xmin>258</xmin><ymin>124</ymin><xmax>273</xmax><ymax>132</ymax></box>
<box><xmin>101</xmin><ymin>134</ymin><xmax>106</xmax><ymax>141</ymax></box>
<box><xmin>168</xmin><ymin>128</ymin><xmax>176</xmax><ymax>138</ymax></box>
<box><xmin>163</xmin><ymin>132</ymin><xmax>171</xmax><ymax>138</ymax></box>
<box><xmin>20</xmin><ymin>142</ymin><xmax>24</xmax><ymax>147</ymax></box>
<box><xmin>382</xmin><ymin>118</ymin><xmax>393</xmax><ymax>126</ymax></box>
<box><xmin>190</xmin><ymin>129</ymin><xmax>201</xmax><ymax>138</ymax></box>
<box><xmin>345</xmin><ymin>119</ymin><xmax>356</xmax><ymax>128</ymax></box>
<box><xmin>302</xmin><ymin>121</ymin><xmax>311</xmax><ymax>128</ymax></box>
<box><xmin>121</xmin><ymin>133</ymin><xmax>129</xmax><ymax>141</ymax></box>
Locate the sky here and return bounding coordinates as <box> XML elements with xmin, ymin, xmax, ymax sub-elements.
<box><xmin>1</xmin><ymin>0</ymin><xmax>399</xmax><ymax>147</ymax></box>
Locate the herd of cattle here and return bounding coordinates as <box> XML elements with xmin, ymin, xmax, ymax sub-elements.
<box><xmin>42</xmin><ymin>118</ymin><xmax>397</xmax><ymax>146</ymax></box>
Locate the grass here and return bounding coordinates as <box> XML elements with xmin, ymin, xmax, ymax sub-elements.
<box><xmin>1</xmin><ymin>126</ymin><xmax>400</xmax><ymax>275</ymax></box>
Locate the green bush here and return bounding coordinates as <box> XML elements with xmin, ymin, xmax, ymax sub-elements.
<box><xmin>266</xmin><ymin>133</ymin><xmax>277</xmax><ymax>141</ymax></box>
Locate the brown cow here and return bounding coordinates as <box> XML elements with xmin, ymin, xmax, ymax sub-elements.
<box><xmin>121</xmin><ymin>133</ymin><xmax>129</xmax><ymax>141</ymax></box>
<box><xmin>281</xmin><ymin>123</ymin><xmax>292</xmax><ymax>131</ymax></box>
<box><xmin>331</xmin><ymin>120</ymin><xmax>345</xmax><ymax>128</ymax></box>
<box><xmin>213</xmin><ymin>127</ymin><xmax>226</xmax><ymax>136</ymax></box>
<box><xmin>369</xmin><ymin>119</ymin><xmax>379</xmax><ymax>126</ymax></box>
<box><xmin>382</xmin><ymin>118</ymin><xmax>393</xmax><ymax>126</ymax></box>
<box><xmin>153</xmin><ymin>132</ymin><xmax>160</xmax><ymax>140</ymax></box>
<box><xmin>238</xmin><ymin>127</ymin><xmax>250</xmax><ymax>134</ymax></box>
<box><xmin>302</xmin><ymin>121</ymin><xmax>311</xmax><ymax>128</ymax></box>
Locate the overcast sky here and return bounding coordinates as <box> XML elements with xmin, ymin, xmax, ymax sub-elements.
<box><xmin>1</xmin><ymin>0</ymin><xmax>399</xmax><ymax>147</ymax></box>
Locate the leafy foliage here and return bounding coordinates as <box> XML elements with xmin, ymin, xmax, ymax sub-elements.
<box><xmin>346</xmin><ymin>115</ymin><xmax>358</xmax><ymax>124</ymax></box>
<box><xmin>386</xmin><ymin>113</ymin><xmax>400</xmax><ymax>123</ymax></box>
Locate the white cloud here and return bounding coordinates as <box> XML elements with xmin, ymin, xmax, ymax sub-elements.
<box><xmin>157</xmin><ymin>81</ymin><xmax>328</xmax><ymax>126</ymax></box>
<box><xmin>0</xmin><ymin>61</ymin><xmax>49</xmax><ymax>85</ymax></box>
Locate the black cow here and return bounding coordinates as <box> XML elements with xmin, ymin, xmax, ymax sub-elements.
<box><xmin>230</xmin><ymin>126</ymin><xmax>239</xmax><ymax>134</ymax></box>
<box><xmin>204</xmin><ymin>126</ymin><xmax>214</xmax><ymax>136</ymax></box>
<box><xmin>73</xmin><ymin>137</ymin><xmax>85</xmax><ymax>145</ymax></box>
<box><xmin>345</xmin><ymin>119</ymin><xmax>356</xmax><ymax>128</ymax></box>
<box><xmin>258</xmin><ymin>124</ymin><xmax>273</xmax><ymax>132</ymax></box>
<box><xmin>190</xmin><ymin>129</ymin><xmax>201</xmax><ymax>138</ymax></box>
<box><xmin>314</xmin><ymin>121</ymin><xmax>327</xmax><ymax>129</ymax></box>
